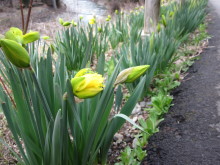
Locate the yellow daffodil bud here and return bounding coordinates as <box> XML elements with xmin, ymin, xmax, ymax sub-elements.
<box><xmin>169</xmin><ymin>11</ymin><xmax>174</xmax><ymax>17</ymax></box>
<box><xmin>157</xmin><ymin>24</ymin><xmax>161</xmax><ymax>32</ymax></box>
<box><xmin>79</xmin><ymin>16</ymin><xmax>84</xmax><ymax>20</ymax></box>
<box><xmin>63</xmin><ymin>22</ymin><xmax>71</xmax><ymax>26</ymax></box>
<box><xmin>98</xmin><ymin>27</ymin><xmax>102</xmax><ymax>33</ymax></box>
<box><xmin>5</xmin><ymin>27</ymin><xmax>23</xmax><ymax>44</ymax></box>
<box><xmin>41</xmin><ymin>36</ymin><xmax>50</xmax><ymax>40</ymax></box>
<box><xmin>71</xmin><ymin>20</ymin><xmax>77</xmax><ymax>26</ymax></box>
<box><xmin>23</xmin><ymin>31</ymin><xmax>40</xmax><ymax>44</ymax></box>
<box><xmin>0</xmin><ymin>39</ymin><xmax>30</xmax><ymax>68</ymax></box>
<box><xmin>115</xmin><ymin>10</ymin><xmax>119</xmax><ymax>14</ymax></box>
<box><xmin>4</xmin><ymin>27</ymin><xmax>40</xmax><ymax>45</ymax></box>
<box><xmin>161</xmin><ymin>15</ymin><xmax>167</xmax><ymax>27</ymax></box>
<box><xmin>89</xmin><ymin>17</ymin><xmax>96</xmax><ymax>25</ymax></box>
<box><xmin>71</xmin><ymin>69</ymin><xmax>104</xmax><ymax>99</ymax></box>
<box><xmin>59</xmin><ymin>18</ymin><xmax>71</xmax><ymax>26</ymax></box>
<box><xmin>107</xmin><ymin>15</ymin><xmax>111</xmax><ymax>19</ymax></box>
<box><xmin>114</xmin><ymin>65</ymin><xmax>150</xmax><ymax>85</ymax></box>
<box><xmin>59</xmin><ymin>18</ymin><xmax>64</xmax><ymax>25</ymax></box>
<box><xmin>106</xmin><ymin>18</ymin><xmax>110</xmax><ymax>22</ymax></box>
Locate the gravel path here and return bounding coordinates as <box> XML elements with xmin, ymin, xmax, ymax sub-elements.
<box><xmin>141</xmin><ymin>2</ymin><xmax>220</xmax><ymax>165</ymax></box>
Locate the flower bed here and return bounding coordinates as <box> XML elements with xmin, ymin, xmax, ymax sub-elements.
<box><xmin>0</xmin><ymin>0</ymin><xmax>208</xmax><ymax>164</ymax></box>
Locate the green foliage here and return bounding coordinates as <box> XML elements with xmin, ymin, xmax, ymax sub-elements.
<box><xmin>115</xmin><ymin>146</ymin><xmax>143</xmax><ymax>165</ymax></box>
<box><xmin>116</xmin><ymin>1</ymin><xmax>208</xmax><ymax>163</ymax></box>
<box><xmin>0</xmin><ymin>40</ymin><xmax>147</xmax><ymax>164</ymax></box>
<box><xmin>153</xmin><ymin>71</ymin><xmax>181</xmax><ymax>94</ymax></box>
<box><xmin>147</xmin><ymin>94</ymin><xmax>173</xmax><ymax>116</ymax></box>
<box><xmin>0</xmin><ymin>0</ymin><xmax>209</xmax><ymax>164</ymax></box>
<box><xmin>115</xmin><ymin>29</ymin><xmax>180</xmax><ymax>95</ymax></box>
<box><xmin>55</xmin><ymin>26</ymin><xmax>94</xmax><ymax>71</ymax></box>
<box><xmin>191</xmin><ymin>23</ymin><xmax>210</xmax><ymax>45</ymax></box>
<box><xmin>165</xmin><ymin>0</ymin><xmax>207</xmax><ymax>40</ymax></box>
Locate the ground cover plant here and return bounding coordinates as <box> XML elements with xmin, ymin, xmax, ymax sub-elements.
<box><xmin>0</xmin><ymin>0</ymin><xmax>208</xmax><ymax>164</ymax></box>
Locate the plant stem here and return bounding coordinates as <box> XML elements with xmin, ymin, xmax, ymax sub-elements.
<box><xmin>24</xmin><ymin>0</ymin><xmax>33</xmax><ymax>34</ymax></box>
<box><xmin>19</xmin><ymin>0</ymin><xmax>25</xmax><ymax>32</ymax></box>
<box><xmin>0</xmin><ymin>76</ymin><xmax>16</xmax><ymax>108</ymax></box>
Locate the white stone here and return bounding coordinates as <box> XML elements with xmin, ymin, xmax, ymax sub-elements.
<box><xmin>132</xmin><ymin>103</ymin><xmax>141</xmax><ymax>114</ymax></box>
<box><xmin>140</xmin><ymin>101</ymin><xmax>146</xmax><ymax>108</ymax></box>
<box><xmin>114</xmin><ymin>133</ymin><xmax>124</xmax><ymax>143</ymax></box>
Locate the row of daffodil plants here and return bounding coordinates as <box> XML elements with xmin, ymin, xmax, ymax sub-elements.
<box><xmin>115</xmin><ymin>0</ymin><xmax>208</xmax><ymax>164</ymax></box>
<box><xmin>55</xmin><ymin>6</ymin><xmax>145</xmax><ymax>73</ymax></box>
<box><xmin>0</xmin><ymin>0</ymin><xmax>207</xmax><ymax>164</ymax></box>
<box><xmin>116</xmin><ymin>22</ymin><xmax>210</xmax><ymax>164</ymax></box>
<box><xmin>103</xmin><ymin>0</ymin><xmax>207</xmax><ymax>98</ymax></box>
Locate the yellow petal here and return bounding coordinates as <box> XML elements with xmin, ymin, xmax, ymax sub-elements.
<box><xmin>75</xmin><ymin>87</ymin><xmax>103</xmax><ymax>99</ymax></box>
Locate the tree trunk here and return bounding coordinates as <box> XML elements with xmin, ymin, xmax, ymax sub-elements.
<box><xmin>143</xmin><ymin>0</ymin><xmax>161</xmax><ymax>34</ymax></box>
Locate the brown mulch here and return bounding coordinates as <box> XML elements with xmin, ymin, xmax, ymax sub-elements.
<box><xmin>0</xmin><ymin>114</ymin><xmax>18</xmax><ymax>165</ymax></box>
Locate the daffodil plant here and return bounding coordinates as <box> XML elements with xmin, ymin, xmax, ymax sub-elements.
<box><xmin>0</xmin><ymin>33</ymin><xmax>148</xmax><ymax>164</ymax></box>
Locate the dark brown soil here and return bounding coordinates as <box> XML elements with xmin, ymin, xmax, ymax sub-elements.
<box><xmin>141</xmin><ymin>4</ymin><xmax>220</xmax><ymax>165</ymax></box>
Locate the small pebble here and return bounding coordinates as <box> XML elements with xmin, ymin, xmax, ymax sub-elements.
<box><xmin>114</xmin><ymin>133</ymin><xmax>124</xmax><ymax>143</ymax></box>
<box><xmin>140</xmin><ymin>101</ymin><xmax>146</xmax><ymax>107</ymax></box>
<box><xmin>132</xmin><ymin>116</ymin><xmax>138</xmax><ymax>122</ymax></box>
<box><xmin>132</xmin><ymin>103</ymin><xmax>141</xmax><ymax>114</ymax></box>
<box><xmin>132</xmin><ymin>138</ymin><xmax>138</xmax><ymax>148</ymax></box>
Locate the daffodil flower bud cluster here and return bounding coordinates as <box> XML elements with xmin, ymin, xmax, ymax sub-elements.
<box><xmin>106</xmin><ymin>15</ymin><xmax>111</xmax><ymax>22</ymax></box>
<box><xmin>89</xmin><ymin>16</ymin><xmax>96</xmax><ymax>25</ymax></box>
<box><xmin>71</xmin><ymin>66</ymin><xmax>150</xmax><ymax>99</ymax></box>
<box><xmin>59</xmin><ymin>18</ymin><xmax>78</xmax><ymax>27</ymax></box>
<box><xmin>59</xmin><ymin>18</ymin><xmax>72</xmax><ymax>27</ymax></box>
<box><xmin>0</xmin><ymin>27</ymin><xmax>40</xmax><ymax>68</ymax></box>
<box><xmin>4</xmin><ymin>27</ymin><xmax>40</xmax><ymax>45</ymax></box>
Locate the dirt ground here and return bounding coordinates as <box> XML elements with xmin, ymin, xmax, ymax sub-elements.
<box><xmin>0</xmin><ymin>4</ymin><xmax>73</xmax><ymax>37</ymax></box>
<box><xmin>141</xmin><ymin>3</ymin><xmax>220</xmax><ymax>165</ymax></box>
<box><xmin>0</xmin><ymin>0</ymin><xmax>144</xmax><ymax>37</ymax></box>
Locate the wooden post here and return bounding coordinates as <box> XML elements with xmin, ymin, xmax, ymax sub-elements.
<box><xmin>44</xmin><ymin>0</ymin><xmax>57</xmax><ymax>9</ymax></box>
<box><xmin>143</xmin><ymin>0</ymin><xmax>161</xmax><ymax>34</ymax></box>
<box><xmin>52</xmin><ymin>0</ymin><xmax>57</xmax><ymax>9</ymax></box>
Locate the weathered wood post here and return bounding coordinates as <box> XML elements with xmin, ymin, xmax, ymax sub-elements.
<box><xmin>52</xmin><ymin>0</ymin><xmax>57</xmax><ymax>9</ymax></box>
<box><xmin>143</xmin><ymin>0</ymin><xmax>161</xmax><ymax>34</ymax></box>
<box><xmin>44</xmin><ymin>0</ymin><xmax>57</xmax><ymax>9</ymax></box>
